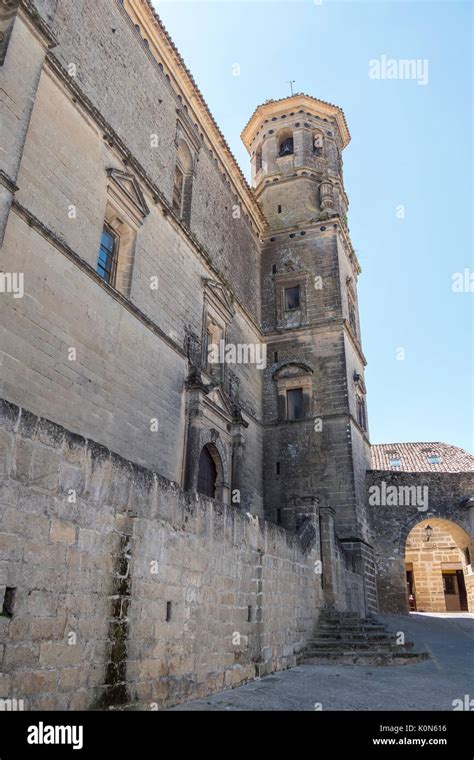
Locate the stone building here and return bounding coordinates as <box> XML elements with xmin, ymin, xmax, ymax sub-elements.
<box><xmin>369</xmin><ymin>443</ymin><xmax>474</xmax><ymax>615</ymax></box>
<box><xmin>0</xmin><ymin>0</ymin><xmax>472</xmax><ymax>709</ymax></box>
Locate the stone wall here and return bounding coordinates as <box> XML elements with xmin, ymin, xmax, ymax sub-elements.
<box><xmin>48</xmin><ymin>0</ymin><xmax>262</xmax><ymax>317</ymax></box>
<box><xmin>368</xmin><ymin>470</ymin><xmax>474</xmax><ymax>613</ymax></box>
<box><xmin>406</xmin><ymin>521</ymin><xmax>473</xmax><ymax>612</ymax></box>
<box><xmin>0</xmin><ymin>3</ymin><xmax>265</xmax><ymax>508</ymax></box>
<box><xmin>0</xmin><ymin>399</ymin><xmax>367</xmax><ymax>710</ymax></box>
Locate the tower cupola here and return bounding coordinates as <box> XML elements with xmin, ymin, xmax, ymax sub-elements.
<box><xmin>241</xmin><ymin>94</ymin><xmax>350</xmax><ymax>229</ymax></box>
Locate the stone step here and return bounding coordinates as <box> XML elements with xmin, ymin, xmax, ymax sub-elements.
<box><xmin>318</xmin><ymin>624</ymin><xmax>387</xmax><ymax>633</ymax></box>
<box><xmin>320</xmin><ymin>616</ymin><xmax>380</xmax><ymax>622</ymax></box>
<box><xmin>299</xmin><ymin>650</ymin><xmax>429</xmax><ymax>665</ymax></box>
<box><xmin>314</xmin><ymin>632</ymin><xmax>395</xmax><ymax>641</ymax></box>
<box><xmin>300</xmin><ymin>612</ymin><xmax>428</xmax><ymax>666</ymax></box>
<box><xmin>305</xmin><ymin>640</ymin><xmax>414</xmax><ymax>652</ymax></box>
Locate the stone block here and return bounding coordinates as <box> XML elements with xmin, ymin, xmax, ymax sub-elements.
<box><xmin>39</xmin><ymin>642</ymin><xmax>83</xmax><ymax>668</ymax></box>
<box><xmin>50</xmin><ymin>520</ymin><xmax>77</xmax><ymax>545</ymax></box>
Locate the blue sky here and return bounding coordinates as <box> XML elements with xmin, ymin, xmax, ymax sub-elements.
<box><xmin>153</xmin><ymin>0</ymin><xmax>473</xmax><ymax>452</ymax></box>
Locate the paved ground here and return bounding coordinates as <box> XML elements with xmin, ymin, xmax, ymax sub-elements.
<box><xmin>169</xmin><ymin>613</ymin><xmax>474</xmax><ymax>711</ymax></box>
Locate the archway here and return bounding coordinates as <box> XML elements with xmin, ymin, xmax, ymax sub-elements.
<box><xmin>405</xmin><ymin>518</ymin><xmax>473</xmax><ymax>612</ymax></box>
<box><xmin>197</xmin><ymin>444</ymin><xmax>223</xmax><ymax>500</ymax></box>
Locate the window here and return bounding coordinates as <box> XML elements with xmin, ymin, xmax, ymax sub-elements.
<box><xmin>172</xmin><ymin>165</ymin><xmax>185</xmax><ymax>214</ymax></box>
<box><xmin>349</xmin><ymin>300</ymin><xmax>358</xmax><ymax>336</ymax></box>
<box><xmin>101</xmin><ymin>168</ymin><xmax>149</xmax><ymax>296</ymax></box>
<box><xmin>388</xmin><ymin>457</ymin><xmax>402</xmax><ymax>468</ymax></box>
<box><xmin>197</xmin><ymin>446</ymin><xmax>218</xmax><ymax>498</ymax></box>
<box><xmin>357</xmin><ymin>396</ymin><xmax>367</xmax><ymax>431</ymax></box>
<box><xmin>202</xmin><ymin>280</ymin><xmax>234</xmax><ymax>382</ymax></box>
<box><xmin>173</xmin><ymin>136</ymin><xmax>195</xmax><ymax>224</ymax></box>
<box><xmin>274</xmin><ymin>362</ymin><xmax>313</xmax><ymax>422</ymax></box>
<box><xmin>255</xmin><ymin>146</ymin><xmax>262</xmax><ymax>172</ymax></box>
<box><xmin>278</xmin><ymin>204</ymin><xmax>282</xmax><ymax>214</ymax></box>
<box><xmin>205</xmin><ymin>319</ymin><xmax>224</xmax><ymax>380</ymax></box>
<box><xmin>287</xmin><ymin>387</ymin><xmax>304</xmax><ymax>421</ymax></box>
<box><xmin>284</xmin><ymin>285</ymin><xmax>300</xmax><ymax>311</ymax></box>
<box><xmin>279</xmin><ymin>136</ymin><xmax>294</xmax><ymax>157</ymax></box>
<box><xmin>97</xmin><ymin>227</ymin><xmax>118</xmax><ymax>285</ymax></box>
<box><xmin>427</xmin><ymin>455</ymin><xmax>442</xmax><ymax>465</ymax></box>
<box><xmin>442</xmin><ymin>574</ymin><xmax>456</xmax><ymax>595</ymax></box>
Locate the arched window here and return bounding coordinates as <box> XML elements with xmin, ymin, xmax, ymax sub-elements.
<box><xmin>197</xmin><ymin>445</ymin><xmax>218</xmax><ymax>498</ymax></box>
<box><xmin>278</xmin><ymin>135</ymin><xmax>294</xmax><ymax>157</ymax></box>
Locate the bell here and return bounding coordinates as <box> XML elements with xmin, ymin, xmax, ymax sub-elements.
<box><xmin>279</xmin><ymin>138</ymin><xmax>294</xmax><ymax>156</ymax></box>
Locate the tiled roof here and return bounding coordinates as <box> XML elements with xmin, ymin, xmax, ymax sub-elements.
<box><xmin>370</xmin><ymin>442</ymin><xmax>474</xmax><ymax>473</ymax></box>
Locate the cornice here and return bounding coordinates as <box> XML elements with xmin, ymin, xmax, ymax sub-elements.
<box><xmin>19</xmin><ymin>0</ymin><xmax>58</xmax><ymax>49</ymax></box>
<box><xmin>11</xmin><ymin>199</ymin><xmax>187</xmax><ymax>361</ymax></box>
<box><xmin>0</xmin><ymin>170</ymin><xmax>19</xmax><ymax>194</ymax></box>
<box><xmin>123</xmin><ymin>0</ymin><xmax>267</xmax><ymax>233</ymax></box>
<box><xmin>241</xmin><ymin>94</ymin><xmax>351</xmax><ymax>152</ymax></box>
<box><xmin>43</xmin><ymin>53</ymin><xmax>263</xmax><ymax>337</ymax></box>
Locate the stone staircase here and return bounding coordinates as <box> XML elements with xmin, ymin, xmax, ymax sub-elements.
<box><xmin>298</xmin><ymin>610</ymin><xmax>429</xmax><ymax>666</ymax></box>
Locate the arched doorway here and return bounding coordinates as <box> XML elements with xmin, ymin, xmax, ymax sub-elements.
<box><xmin>405</xmin><ymin>518</ymin><xmax>473</xmax><ymax>612</ymax></box>
<box><xmin>197</xmin><ymin>444</ymin><xmax>223</xmax><ymax>500</ymax></box>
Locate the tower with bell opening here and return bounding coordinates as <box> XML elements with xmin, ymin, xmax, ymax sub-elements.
<box><xmin>242</xmin><ymin>94</ymin><xmax>377</xmax><ymax>612</ymax></box>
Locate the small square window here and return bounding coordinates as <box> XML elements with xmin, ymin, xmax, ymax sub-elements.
<box><xmin>388</xmin><ymin>457</ymin><xmax>402</xmax><ymax>468</ymax></box>
<box><xmin>287</xmin><ymin>387</ymin><xmax>304</xmax><ymax>421</ymax></box>
<box><xmin>284</xmin><ymin>286</ymin><xmax>300</xmax><ymax>311</ymax></box>
<box><xmin>427</xmin><ymin>455</ymin><xmax>442</xmax><ymax>465</ymax></box>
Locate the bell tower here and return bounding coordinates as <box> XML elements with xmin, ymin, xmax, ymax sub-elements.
<box><xmin>242</xmin><ymin>95</ymin><xmax>377</xmax><ymax>612</ymax></box>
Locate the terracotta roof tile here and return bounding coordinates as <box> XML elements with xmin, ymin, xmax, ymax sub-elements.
<box><xmin>370</xmin><ymin>442</ymin><xmax>474</xmax><ymax>473</ymax></box>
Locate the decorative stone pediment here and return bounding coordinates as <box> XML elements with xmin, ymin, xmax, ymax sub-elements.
<box><xmin>203</xmin><ymin>279</ymin><xmax>234</xmax><ymax>324</ymax></box>
<box><xmin>273</xmin><ymin>361</ymin><xmax>313</xmax><ymax>380</ymax></box>
<box><xmin>106</xmin><ymin>168</ymin><xmax>149</xmax><ymax>226</ymax></box>
<box><xmin>204</xmin><ymin>385</ymin><xmax>234</xmax><ymax>419</ymax></box>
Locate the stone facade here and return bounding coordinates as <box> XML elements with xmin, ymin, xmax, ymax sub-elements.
<box><xmin>0</xmin><ymin>400</ymin><xmax>364</xmax><ymax>709</ymax></box>
<box><xmin>368</xmin><ymin>470</ymin><xmax>474</xmax><ymax>614</ymax></box>
<box><xmin>0</xmin><ymin>0</ymin><xmax>472</xmax><ymax>710</ymax></box>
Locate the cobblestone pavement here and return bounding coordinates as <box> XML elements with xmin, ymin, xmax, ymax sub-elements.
<box><xmin>169</xmin><ymin>613</ymin><xmax>474</xmax><ymax>711</ymax></box>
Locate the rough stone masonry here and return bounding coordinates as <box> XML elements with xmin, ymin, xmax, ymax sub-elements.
<box><xmin>0</xmin><ymin>0</ymin><xmax>472</xmax><ymax>709</ymax></box>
